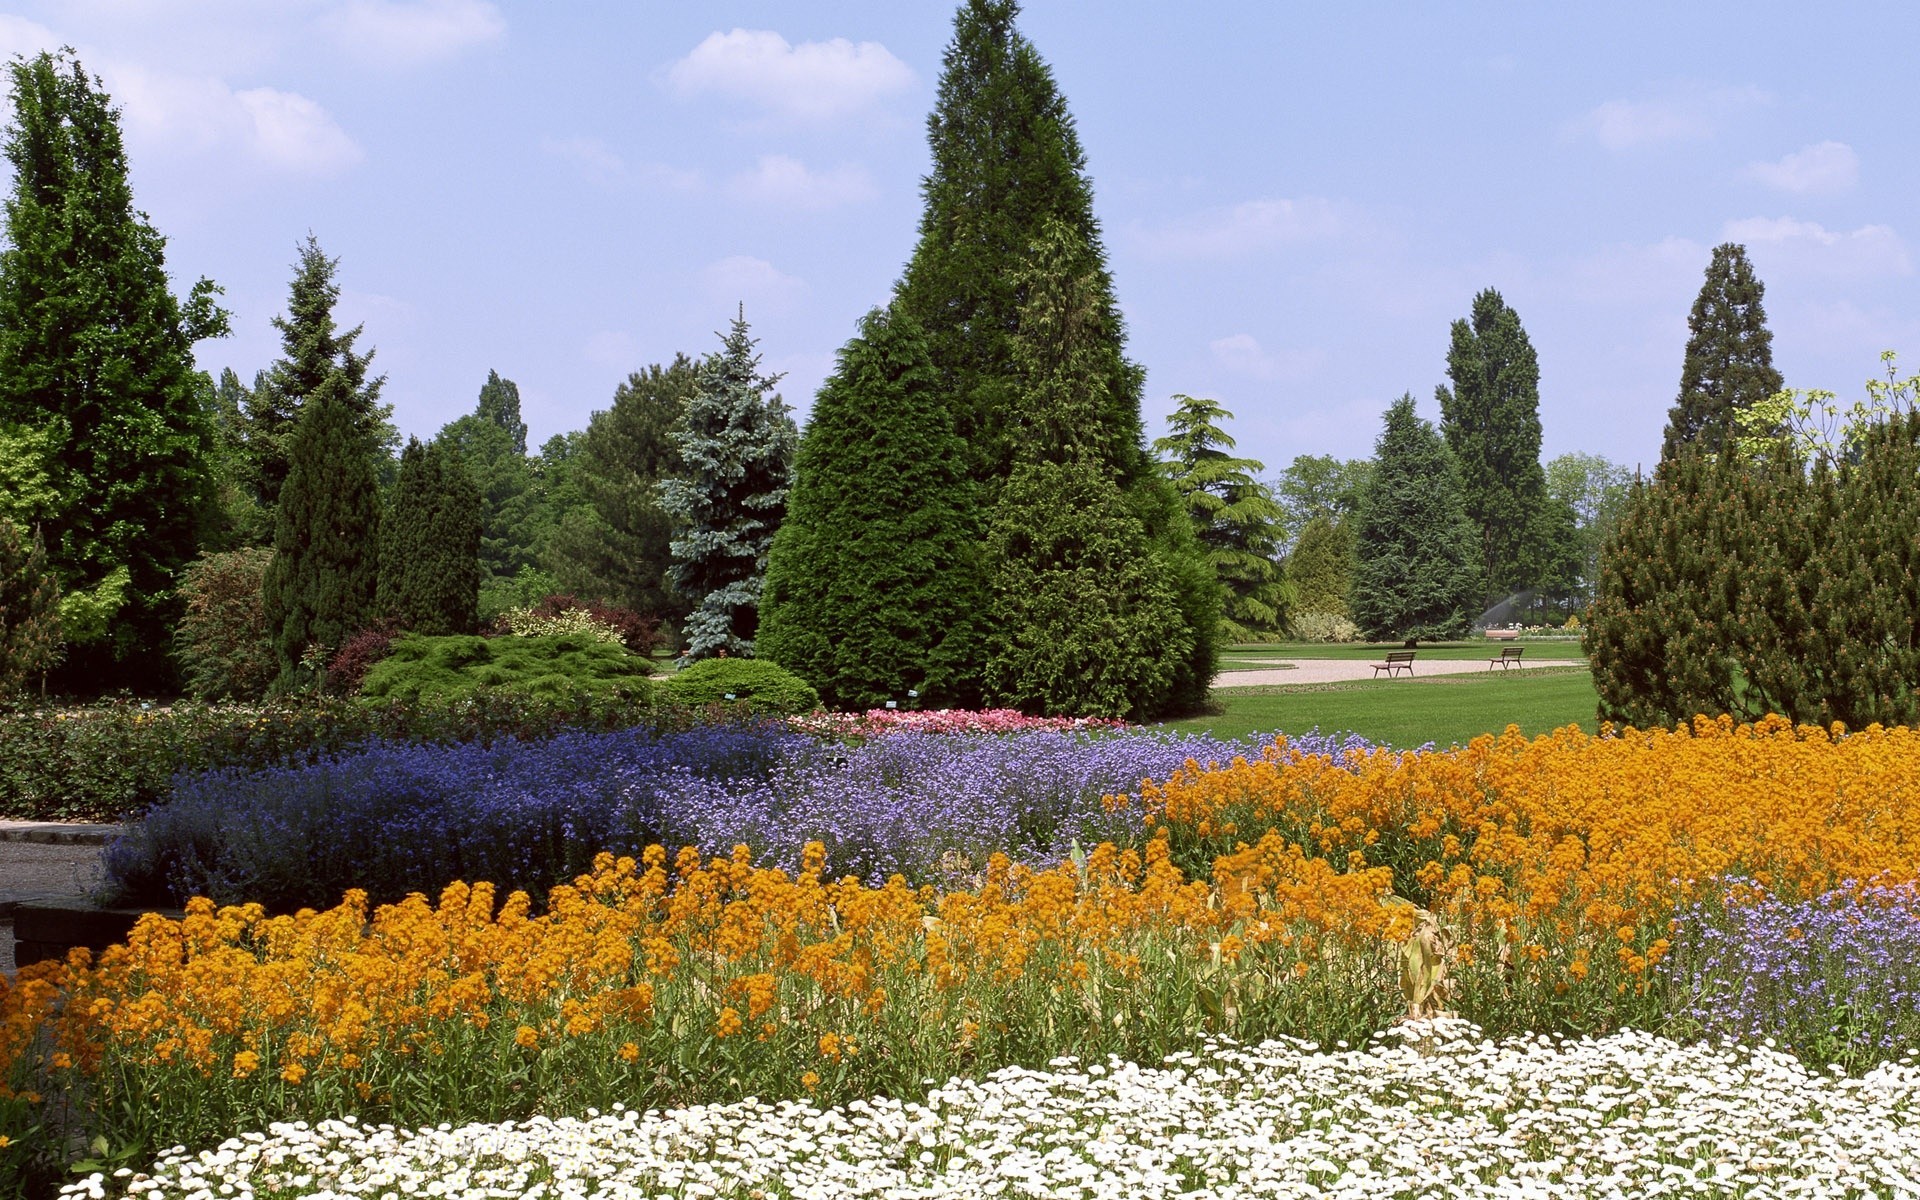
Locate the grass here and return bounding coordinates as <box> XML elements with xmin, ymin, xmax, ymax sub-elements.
<box><xmin>1163</xmin><ymin>665</ymin><xmax>1600</xmax><ymax>746</ymax></box>
<box><xmin>1219</xmin><ymin>638</ymin><xmax>1587</xmax><ymax>664</ymax></box>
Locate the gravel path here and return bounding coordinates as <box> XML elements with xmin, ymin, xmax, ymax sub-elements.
<box><xmin>1212</xmin><ymin>655</ymin><xmax>1576</xmax><ymax>688</ymax></box>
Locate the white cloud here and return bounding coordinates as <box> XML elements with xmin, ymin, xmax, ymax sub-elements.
<box><xmin>1208</xmin><ymin>334</ymin><xmax>1322</xmax><ymax>383</ymax></box>
<box><xmin>1723</xmin><ymin>216</ymin><xmax>1911</xmax><ymax>279</ymax></box>
<box><xmin>701</xmin><ymin>255</ymin><xmax>807</xmax><ymax>312</ymax></box>
<box><xmin>109</xmin><ymin>64</ymin><xmax>362</xmax><ymax>176</ymax></box>
<box><xmin>1131</xmin><ymin>197</ymin><xmax>1349</xmax><ymax>259</ymax></box>
<box><xmin>662</xmin><ymin>29</ymin><xmax>914</xmax><ymax>122</ymax></box>
<box><xmin>318</xmin><ymin>0</ymin><xmax>506</xmax><ymax>67</ymax></box>
<box><xmin>728</xmin><ymin>155</ymin><xmax>875</xmax><ymax>210</ymax></box>
<box><xmin>1743</xmin><ymin>141</ymin><xmax>1859</xmax><ymax>194</ymax></box>
<box><xmin>0</xmin><ymin>15</ymin><xmax>58</xmax><ymax>61</ymax></box>
<box><xmin>1567</xmin><ymin>85</ymin><xmax>1767</xmax><ymax>151</ymax></box>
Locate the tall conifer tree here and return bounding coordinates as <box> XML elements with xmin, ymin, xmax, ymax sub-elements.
<box><xmin>1660</xmin><ymin>243</ymin><xmax>1785</xmax><ymax>461</ymax></box>
<box><xmin>1437</xmin><ymin>288</ymin><xmax>1548</xmax><ymax>608</ymax></box>
<box><xmin>1352</xmin><ymin>396</ymin><xmax>1482</xmax><ymax>643</ymax></box>
<box><xmin>262</xmin><ymin>371</ymin><xmax>382</xmax><ymax>688</ymax></box>
<box><xmin>439</xmin><ymin>370</ymin><xmax>539</xmax><ymax>585</ymax></box>
<box><xmin>0</xmin><ymin>50</ymin><xmax>229</xmax><ymax>687</ymax></box>
<box><xmin>377</xmin><ymin>437</ymin><xmax>481</xmax><ymax>636</ymax></box>
<box><xmin>1153</xmin><ymin>394</ymin><xmax>1290</xmax><ymax>640</ymax></box>
<box><xmin>760</xmin><ymin>307</ymin><xmax>987</xmax><ymax>709</ymax></box>
<box><xmin>658</xmin><ymin>311</ymin><xmax>797</xmax><ymax>660</ymax></box>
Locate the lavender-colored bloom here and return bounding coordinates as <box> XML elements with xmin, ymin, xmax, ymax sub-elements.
<box><xmin>101</xmin><ymin>724</ymin><xmax>1374</xmax><ymax>912</ymax></box>
<box><xmin>1666</xmin><ymin>877</ymin><xmax>1920</xmax><ymax>1070</ymax></box>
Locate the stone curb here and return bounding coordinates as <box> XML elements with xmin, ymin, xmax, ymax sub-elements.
<box><xmin>0</xmin><ymin>822</ymin><xmax>122</xmax><ymax>845</ymax></box>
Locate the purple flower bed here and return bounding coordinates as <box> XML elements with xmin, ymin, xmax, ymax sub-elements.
<box><xmin>1667</xmin><ymin>877</ymin><xmax>1920</xmax><ymax>1071</ymax></box>
<box><xmin>101</xmin><ymin>724</ymin><xmax>1374</xmax><ymax>914</ymax></box>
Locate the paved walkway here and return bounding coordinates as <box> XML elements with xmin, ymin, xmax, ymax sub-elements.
<box><xmin>1212</xmin><ymin>655</ymin><xmax>1575</xmax><ymax>688</ymax></box>
<box><xmin>0</xmin><ymin>821</ymin><xmax>119</xmax><ymax>975</ymax></box>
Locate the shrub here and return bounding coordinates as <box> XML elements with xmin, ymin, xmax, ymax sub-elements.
<box><xmin>1290</xmin><ymin>609</ymin><xmax>1360</xmax><ymax>643</ymax></box>
<box><xmin>324</xmin><ymin>620</ymin><xmax>401</xmax><ymax>696</ymax></box>
<box><xmin>659</xmin><ymin>657</ymin><xmax>818</xmax><ymax>714</ymax></box>
<box><xmin>493</xmin><ymin>594</ymin><xmax>664</xmax><ymax>656</ymax></box>
<box><xmin>359</xmin><ymin>633</ymin><xmax>655</xmax><ymax>706</ymax></box>
<box><xmin>171</xmin><ymin>548</ymin><xmax>275</xmax><ymax>701</ymax></box>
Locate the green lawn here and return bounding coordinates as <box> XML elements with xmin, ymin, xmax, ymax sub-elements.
<box><xmin>1160</xmin><ymin>665</ymin><xmax>1600</xmax><ymax>748</ymax></box>
<box><xmin>1218</xmin><ymin>639</ymin><xmax>1587</xmax><ymax>665</ymax></box>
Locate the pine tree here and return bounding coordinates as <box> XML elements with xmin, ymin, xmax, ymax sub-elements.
<box><xmin>439</xmin><ymin>370</ymin><xmax>539</xmax><ymax>585</ymax></box>
<box><xmin>262</xmin><ymin>370</ymin><xmax>382</xmax><ymax>688</ymax></box>
<box><xmin>1660</xmin><ymin>243</ymin><xmax>1785</xmax><ymax>461</ymax></box>
<box><xmin>377</xmin><ymin>437</ymin><xmax>481</xmax><ymax>636</ymax></box>
<box><xmin>1436</xmin><ymin>288</ymin><xmax>1548</xmax><ymax>608</ymax></box>
<box><xmin>1153</xmin><ymin>394</ymin><xmax>1290</xmax><ymax>641</ymax></box>
<box><xmin>0</xmin><ymin>50</ymin><xmax>230</xmax><ymax>689</ymax></box>
<box><xmin>981</xmin><ymin>219</ymin><xmax>1210</xmax><ymax>718</ymax></box>
<box><xmin>1352</xmin><ymin>396</ymin><xmax>1482</xmax><ymax>643</ymax></box>
<box><xmin>0</xmin><ymin>518</ymin><xmax>61</xmax><ymax>696</ymax></box>
<box><xmin>545</xmin><ymin>357</ymin><xmax>696</xmax><ymax>620</ymax></box>
<box><xmin>658</xmin><ymin>310</ymin><xmax>797</xmax><ymax>660</ymax></box>
<box><xmin>895</xmin><ymin>0</ymin><xmax>1145</xmax><ymax>486</ymax></box>
<box><xmin>759</xmin><ymin>306</ymin><xmax>987</xmax><ymax>709</ymax></box>
<box><xmin>243</xmin><ymin>234</ymin><xmax>392</xmax><ymax>515</ymax></box>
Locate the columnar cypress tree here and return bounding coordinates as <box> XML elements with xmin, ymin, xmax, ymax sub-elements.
<box><xmin>1436</xmin><ymin>288</ymin><xmax>1548</xmax><ymax>608</ymax></box>
<box><xmin>1351</xmin><ymin>396</ymin><xmax>1482</xmax><ymax>643</ymax></box>
<box><xmin>1153</xmin><ymin>394</ymin><xmax>1290</xmax><ymax>641</ymax></box>
<box><xmin>658</xmin><ymin>311</ymin><xmax>797</xmax><ymax>660</ymax></box>
<box><xmin>981</xmin><ymin>220</ymin><xmax>1205</xmax><ymax>718</ymax></box>
<box><xmin>1660</xmin><ymin>243</ymin><xmax>1784</xmax><ymax>461</ymax></box>
<box><xmin>474</xmin><ymin>368</ymin><xmax>529</xmax><ymax>457</ymax></box>
<box><xmin>262</xmin><ymin>371</ymin><xmax>382</xmax><ymax>688</ymax></box>
<box><xmin>0</xmin><ymin>50</ymin><xmax>229</xmax><ymax>688</ymax></box>
<box><xmin>545</xmin><ymin>356</ymin><xmax>696</xmax><ymax>619</ymax></box>
<box><xmin>759</xmin><ymin>307</ymin><xmax>987</xmax><ymax>709</ymax></box>
<box><xmin>377</xmin><ymin>437</ymin><xmax>481</xmax><ymax>636</ymax></box>
<box><xmin>244</xmin><ymin>235</ymin><xmax>391</xmax><ymax>515</ymax></box>
<box><xmin>1287</xmin><ymin>514</ymin><xmax>1356</xmax><ymax>619</ymax></box>
<box><xmin>0</xmin><ymin>518</ymin><xmax>61</xmax><ymax>696</ymax></box>
<box><xmin>895</xmin><ymin>0</ymin><xmax>1145</xmax><ymax>486</ymax></box>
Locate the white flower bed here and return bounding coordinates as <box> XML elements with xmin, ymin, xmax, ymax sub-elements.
<box><xmin>73</xmin><ymin>1021</ymin><xmax>1920</xmax><ymax>1199</ymax></box>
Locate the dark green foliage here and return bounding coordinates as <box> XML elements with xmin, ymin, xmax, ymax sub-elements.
<box><xmin>360</xmin><ymin>633</ymin><xmax>654</xmax><ymax>705</ymax></box>
<box><xmin>544</xmin><ymin>356</ymin><xmax>695</xmax><ymax>620</ymax></box>
<box><xmin>658</xmin><ymin>313</ymin><xmax>797</xmax><ymax>660</ymax></box>
<box><xmin>657</xmin><ymin>657</ymin><xmax>819</xmax><ymax>714</ymax></box>
<box><xmin>202</xmin><ymin>368</ymin><xmax>270</xmax><ymax>548</ymax></box>
<box><xmin>894</xmin><ymin>0</ymin><xmax>1145</xmax><ymax>486</ymax></box>
<box><xmin>262</xmin><ymin>371</ymin><xmax>383</xmax><ymax>689</ymax></box>
<box><xmin>439</xmin><ymin>371</ymin><xmax>538</xmax><ymax>584</ymax></box>
<box><xmin>1153</xmin><ymin>394</ymin><xmax>1291</xmax><ymax>640</ymax></box>
<box><xmin>0</xmin><ymin>518</ymin><xmax>60</xmax><ymax>695</ymax></box>
<box><xmin>243</xmin><ymin>234</ymin><xmax>392</xmax><ymax>515</ymax></box>
<box><xmin>1527</xmin><ymin>497</ymin><xmax>1586</xmax><ymax>619</ymax></box>
<box><xmin>1352</xmin><ymin>396</ymin><xmax>1482</xmax><ymax>643</ymax></box>
<box><xmin>1436</xmin><ymin>288</ymin><xmax>1548</xmax><ymax>606</ymax></box>
<box><xmin>1589</xmin><ymin>415</ymin><xmax>1920</xmax><ymax>730</ymax></box>
<box><xmin>377</xmin><ymin>438</ymin><xmax>482</xmax><ymax>636</ymax></box>
<box><xmin>981</xmin><ymin>219</ymin><xmax>1215</xmax><ymax>718</ymax></box>
<box><xmin>1273</xmin><ymin>454</ymin><xmax>1372</xmax><ymax>553</ymax></box>
<box><xmin>1660</xmin><ymin>243</ymin><xmax>1784</xmax><ymax>462</ymax></box>
<box><xmin>1287</xmin><ymin>514</ymin><xmax>1357</xmax><ymax>619</ymax></box>
<box><xmin>172</xmin><ymin>547</ymin><xmax>276</xmax><ymax>700</ymax></box>
<box><xmin>0</xmin><ymin>50</ymin><xmax>230</xmax><ymax>689</ymax></box>
<box><xmin>759</xmin><ymin>307</ymin><xmax>987</xmax><ymax>710</ymax></box>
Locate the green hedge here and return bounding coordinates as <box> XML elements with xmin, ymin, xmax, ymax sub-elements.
<box><xmin>659</xmin><ymin>658</ymin><xmax>819</xmax><ymax>715</ymax></box>
<box><xmin>358</xmin><ymin>634</ymin><xmax>655</xmax><ymax>705</ymax></box>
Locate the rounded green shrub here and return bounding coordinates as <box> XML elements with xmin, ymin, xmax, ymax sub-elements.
<box><xmin>659</xmin><ymin>657</ymin><xmax>818</xmax><ymax>714</ymax></box>
<box><xmin>359</xmin><ymin>633</ymin><xmax>654</xmax><ymax>705</ymax></box>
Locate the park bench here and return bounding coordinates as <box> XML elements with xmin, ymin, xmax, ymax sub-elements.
<box><xmin>1372</xmin><ymin>649</ymin><xmax>1415</xmax><ymax>678</ymax></box>
<box><xmin>1488</xmin><ymin>646</ymin><xmax>1524</xmax><ymax>670</ymax></box>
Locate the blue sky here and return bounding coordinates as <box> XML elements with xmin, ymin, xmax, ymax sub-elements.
<box><xmin>3</xmin><ymin>1</ymin><xmax>1915</xmax><ymax>479</ymax></box>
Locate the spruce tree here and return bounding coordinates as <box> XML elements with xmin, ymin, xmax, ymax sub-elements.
<box><xmin>1351</xmin><ymin>396</ymin><xmax>1482</xmax><ymax>643</ymax></box>
<box><xmin>262</xmin><ymin>370</ymin><xmax>382</xmax><ymax>688</ymax></box>
<box><xmin>0</xmin><ymin>518</ymin><xmax>61</xmax><ymax>696</ymax></box>
<box><xmin>1660</xmin><ymin>243</ymin><xmax>1785</xmax><ymax>461</ymax></box>
<box><xmin>657</xmin><ymin>310</ymin><xmax>797</xmax><ymax>660</ymax></box>
<box><xmin>1153</xmin><ymin>394</ymin><xmax>1290</xmax><ymax>641</ymax></box>
<box><xmin>895</xmin><ymin>0</ymin><xmax>1145</xmax><ymax>486</ymax></box>
<box><xmin>545</xmin><ymin>357</ymin><xmax>696</xmax><ymax>620</ymax></box>
<box><xmin>244</xmin><ymin>234</ymin><xmax>392</xmax><ymax>515</ymax></box>
<box><xmin>759</xmin><ymin>306</ymin><xmax>987</xmax><ymax>709</ymax></box>
<box><xmin>981</xmin><ymin>219</ymin><xmax>1208</xmax><ymax>718</ymax></box>
<box><xmin>1436</xmin><ymin>288</ymin><xmax>1549</xmax><ymax>608</ymax></box>
<box><xmin>0</xmin><ymin>50</ymin><xmax>229</xmax><ymax>688</ymax></box>
<box><xmin>377</xmin><ymin>437</ymin><xmax>481</xmax><ymax>636</ymax></box>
